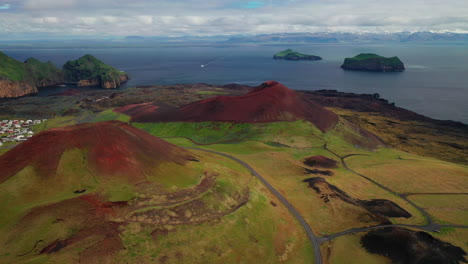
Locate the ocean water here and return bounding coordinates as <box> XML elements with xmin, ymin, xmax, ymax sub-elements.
<box><xmin>3</xmin><ymin>44</ymin><xmax>468</xmax><ymax>123</ymax></box>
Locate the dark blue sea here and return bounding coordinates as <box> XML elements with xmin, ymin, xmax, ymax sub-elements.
<box><xmin>3</xmin><ymin>44</ymin><xmax>468</xmax><ymax>123</ymax></box>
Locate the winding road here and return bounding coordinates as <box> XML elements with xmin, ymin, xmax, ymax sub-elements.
<box><xmin>179</xmin><ymin>137</ymin><xmax>468</xmax><ymax>262</ymax></box>
<box><xmin>185</xmin><ymin>147</ymin><xmax>323</xmax><ymax>264</ymax></box>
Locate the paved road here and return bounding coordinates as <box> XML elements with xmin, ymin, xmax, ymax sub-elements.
<box><xmin>318</xmin><ymin>223</ymin><xmax>468</xmax><ymax>243</ymax></box>
<box><xmin>401</xmin><ymin>192</ymin><xmax>468</xmax><ymax>197</ymax></box>
<box><xmin>183</xmin><ymin>138</ymin><xmax>468</xmax><ymax>254</ymax></box>
<box><xmin>186</xmin><ymin>147</ymin><xmax>322</xmax><ymax>264</ymax></box>
<box><xmin>324</xmin><ymin>144</ymin><xmax>435</xmax><ymax>225</ymax></box>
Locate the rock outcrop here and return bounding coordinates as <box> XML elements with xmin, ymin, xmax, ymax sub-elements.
<box><xmin>273</xmin><ymin>49</ymin><xmax>322</xmax><ymax>60</ymax></box>
<box><xmin>0</xmin><ymin>78</ymin><xmax>38</xmax><ymax>98</ymax></box>
<box><xmin>63</xmin><ymin>54</ymin><xmax>129</xmax><ymax>89</ymax></box>
<box><xmin>361</xmin><ymin>227</ymin><xmax>467</xmax><ymax>264</ymax></box>
<box><xmin>341</xmin><ymin>53</ymin><xmax>405</xmax><ymax>72</ymax></box>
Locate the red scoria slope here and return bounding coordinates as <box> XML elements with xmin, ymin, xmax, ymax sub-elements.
<box><xmin>0</xmin><ymin>120</ymin><xmax>192</xmax><ymax>184</ymax></box>
<box><xmin>131</xmin><ymin>81</ymin><xmax>339</xmax><ymax>132</ymax></box>
<box><xmin>115</xmin><ymin>102</ymin><xmax>159</xmax><ymax>121</ymax></box>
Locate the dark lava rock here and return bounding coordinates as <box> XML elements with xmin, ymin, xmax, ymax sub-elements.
<box><xmin>360</xmin><ymin>199</ymin><xmax>412</xmax><ymax>218</ymax></box>
<box><xmin>304</xmin><ymin>168</ymin><xmax>334</xmax><ymax>176</ymax></box>
<box><xmin>304</xmin><ymin>178</ymin><xmax>412</xmax><ymax>221</ymax></box>
<box><xmin>303</xmin><ymin>155</ymin><xmax>338</xmax><ymax>168</ymax></box>
<box><xmin>361</xmin><ymin>227</ymin><xmax>467</xmax><ymax>264</ymax></box>
<box><xmin>341</xmin><ymin>53</ymin><xmax>405</xmax><ymax>72</ymax></box>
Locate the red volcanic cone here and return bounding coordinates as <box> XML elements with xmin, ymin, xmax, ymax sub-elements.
<box><xmin>0</xmin><ymin>121</ymin><xmax>192</xmax><ymax>184</ymax></box>
<box><xmin>130</xmin><ymin>81</ymin><xmax>339</xmax><ymax>132</ymax></box>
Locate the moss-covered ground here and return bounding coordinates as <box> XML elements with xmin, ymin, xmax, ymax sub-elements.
<box><xmin>1</xmin><ymin>99</ymin><xmax>466</xmax><ymax>263</ymax></box>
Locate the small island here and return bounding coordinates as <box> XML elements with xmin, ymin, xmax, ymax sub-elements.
<box><xmin>63</xmin><ymin>54</ymin><xmax>129</xmax><ymax>89</ymax></box>
<box><xmin>341</xmin><ymin>53</ymin><xmax>405</xmax><ymax>72</ymax></box>
<box><xmin>273</xmin><ymin>49</ymin><xmax>322</xmax><ymax>61</ymax></box>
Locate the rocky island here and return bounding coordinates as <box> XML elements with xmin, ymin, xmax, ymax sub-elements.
<box><xmin>63</xmin><ymin>54</ymin><xmax>129</xmax><ymax>89</ymax></box>
<box><xmin>341</xmin><ymin>53</ymin><xmax>405</xmax><ymax>72</ymax></box>
<box><xmin>273</xmin><ymin>49</ymin><xmax>322</xmax><ymax>61</ymax></box>
<box><xmin>0</xmin><ymin>52</ymin><xmax>129</xmax><ymax>98</ymax></box>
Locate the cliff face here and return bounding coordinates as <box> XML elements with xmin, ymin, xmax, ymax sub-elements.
<box><xmin>102</xmin><ymin>74</ymin><xmax>130</xmax><ymax>89</ymax></box>
<box><xmin>77</xmin><ymin>79</ymin><xmax>100</xmax><ymax>87</ymax></box>
<box><xmin>63</xmin><ymin>55</ymin><xmax>129</xmax><ymax>89</ymax></box>
<box><xmin>341</xmin><ymin>53</ymin><xmax>405</xmax><ymax>72</ymax></box>
<box><xmin>0</xmin><ymin>78</ymin><xmax>38</xmax><ymax>98</ymax></box>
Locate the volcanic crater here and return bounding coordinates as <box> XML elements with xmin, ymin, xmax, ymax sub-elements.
<box><xmin>121</xmin><ymin>81</ymin><xmax>340</xmax><ymax>132</ymax></box>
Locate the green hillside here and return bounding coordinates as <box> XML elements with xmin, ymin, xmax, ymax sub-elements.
<box><xmin>24</xmin><ymin>57</ymin><xmax>64</xmax><ymax>86</ymax></box>
<box><xmin>341</xmin><ymin>53</ymin><xmax>405</xmax><ymax>71</ymax></box>
<box><xmin>348</xmin><ymin>53</ymin><xmax>403</xmax><ymax>66</ymax></box>
<box><xmin>273</xmin><ymin>49</ymin><xmax>322</xmax><ymax>60</ymax></box>
<box><xmin>63</xmin><ymin>54</ymin><xmax>126</xmax><ymax>83</ymax></box>
<box><xmin>0</xmin><ymin>52</ymin><xmax>28</xmax><ymax>81</ymax></box>
<box><xmin>0</xmin><ymin>52</ymin><xmax>63</xmax><ymax>86</ymax></box>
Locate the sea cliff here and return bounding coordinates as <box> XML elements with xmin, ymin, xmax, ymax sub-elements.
<box><xmin>0</xmin><ymin>78</ymin><xmax>37</xmax><ymax>98</ymax></box>
<box><xmin>341</xmin><ymin>53</ymin><xmax>405</xmax><ymax>72</ymax></box>
<box><xmin>273</xmin><ymin>49</ymin><xmax>322</xmax><ymax>61</ymax></box>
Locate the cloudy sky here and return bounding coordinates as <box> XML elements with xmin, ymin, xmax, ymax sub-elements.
<box><xmin>1</xmin><ymin>0</ymin><xmax>467</xmax><ymax>39</ymax></box>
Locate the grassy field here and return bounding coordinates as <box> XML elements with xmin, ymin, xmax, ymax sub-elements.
<box><xmin>321</xmin><ymin>234</ymin><xmax>391</xmax><ymax>264</ymax></box>
<box><xmin>345</xmin><ymin>148</ymin><xmax>468</xmax><ymax>193</ymax></box>
<box><xmin>134</xmin><ymin>120</ymin><xmax>324</xmax><ymax>147</ymax></box>
<box><xmin>407</xmin><ymin>194</ymin><xmax>468</xmax><ymax>225</ymax></box>
<box><xmin>329</xmin><ymin>107</ymin><xmax>468</xmax><ymax>164</ymax></box>
<box><xmin>0</xmin><ymin>142</ymin><xmax>314</xmax><ymax>263</ymax></box>
<box><xmin>432</xmin><ymin>227</ymin><xmax>468</xmax><ymax>252</ymax></box>
<box><xmin>203</xmin><ymin>143</ymin><xmax>425</xmax><ymax>233</ymax></box>
<box><xmin>1</xmin><ymin>105</ymin><xmax>466</xmax><ymax>263</ymax></box>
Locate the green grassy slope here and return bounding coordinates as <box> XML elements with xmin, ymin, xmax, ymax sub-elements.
<box><xmin>63</xmin><ymin>54</ymin><xmax>126</xmax><ymax>83</ymax></box>
<box><xmin>0</xmin><ymin>52</ymin><xmax>28</xmax><ymax>81</ymax></box>
<box><xmin>24</xmin><ymin>58</ymin><xmax>64</xmax><ymax>86</ymax></box>
<box><xmin>344</xmin><ymin>53</ymin><xmax>404</xmax><ymax>67</ymax></box>
<box><xmin>273</xmin><ymin>49</ymin><xmax>322</xmax><ymax>60</ymax></box>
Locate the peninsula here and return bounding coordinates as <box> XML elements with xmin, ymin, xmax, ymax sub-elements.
<box><xmin>0</xmin><ymin>52</ymin><xmax>64</xmax><ymax>98</ymax></box>
<box><xmin>341</xmin><ymin>53</ymin><xmax>405</xmax><ymax>72</ymax></box>
<box><xmin>0</xmin><ymin>52</ymin><xmax>129</xmax><ymax>98</ymax></box>
<box><xmin>273</xmin><ymin>49</ymin><xmax>322</xmax><ymax>61</ymax></box>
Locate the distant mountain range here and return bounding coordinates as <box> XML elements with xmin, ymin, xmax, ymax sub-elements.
<box><xmin>118</xmin><ymin>32</ymin><xmax>468</xmax><ymax>44</ymax></box>
<box><xmin>223</xmin><ymin>32</ymin><xmax>468</xmax><ymax>44</ymax></box>
<box><xmin>1</xmin><ymin>32</ymin><xmax>467</xmax><ymax>48</ymax></box>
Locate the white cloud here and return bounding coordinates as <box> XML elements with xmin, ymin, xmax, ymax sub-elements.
<box><xmin>0</xmin><ymin>0</ymin><xmax>467</xmax><ymax>38</ymax></box>
<box><xmin>23</xmin><ymin>0</ymin><xmax>76</xmax><ymax>10</ymax></box>
<box><xmin>136</xmin><ymin>15</ymin><xmax>153</xmax><ymax>25</ymax></box>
